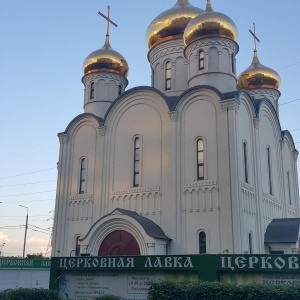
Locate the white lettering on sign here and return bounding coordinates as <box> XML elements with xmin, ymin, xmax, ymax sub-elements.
<box><xmin>221</xmin><ymin>256</ymin><xmax>300</xmax><ymax>271</ymax></box>
<box><xmin>59</xmin><ymin>257</ymin><xmax>136</xmax><ymax>270</ymax></box>
<box><xmin>144</xmin><ymin>257</ymin><xmax>194</xmax><ymax>268</ymax></box>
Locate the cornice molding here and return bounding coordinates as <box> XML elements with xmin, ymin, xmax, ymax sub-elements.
<box><xmin>58</xmin><ymin>133</ymin><xmax>69</xmax><ymax>145</ymax></box>
<box><xmin>220</xmin><ymin>98</ymin><xmax>240</xmax><ymax>112</ymax></box>
<box><xmin>185</xmin><ymin>38</ymin><xmax>238</xmax><ymax>58</ymax></box>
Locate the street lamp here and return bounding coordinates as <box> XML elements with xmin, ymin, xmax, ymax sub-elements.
<box><xmin>19</xmin><ymin>205</ymin><xmax>28</xmax><ymax>258</ymax></box>
<box><xmin>0</xmin><ymin>243</ymin><xmax>5</xmax><ymax>257</ymax></box>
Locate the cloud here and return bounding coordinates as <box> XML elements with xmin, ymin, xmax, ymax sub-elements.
<box><xmin>0</xmin><ymin>231</ymin><xmax>49</xmax><ymax>257</ymax></box>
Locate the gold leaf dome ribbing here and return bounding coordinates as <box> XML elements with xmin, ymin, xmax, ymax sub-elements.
<box><xmin>184</xmin><ymin>0</ymin><xmax>238</xmax><ymax>46</ymax></box>
<box><xmin>83</xmin><ymin>36</ymin><xmax>129</xmax><ymax>77</ymax></box>
<box><xmin>237</xmin><ymin>51</ymin><xmax>280</xmax><ymax>90</ymax></box>
<box><xmin>146</xmin><ymin>0</ymin><xmax>203</xmax><ymax>51</ymax></box>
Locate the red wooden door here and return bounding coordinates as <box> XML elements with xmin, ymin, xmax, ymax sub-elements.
<box><xmin>98</xmin><ymin>230</ymin><xmax>141</xmax><ymax>256</ymax></box>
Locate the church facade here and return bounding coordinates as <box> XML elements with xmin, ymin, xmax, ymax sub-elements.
<box><xmin>51</xmin><ymin>0</ymin><xmax>300</xmax><ymax>258</ymax></box>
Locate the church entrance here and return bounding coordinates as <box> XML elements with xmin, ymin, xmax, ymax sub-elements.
<box><xmin>98</xmin><ymin>230</ymin><xmax>141</xmax><ymax>256</ymax></box>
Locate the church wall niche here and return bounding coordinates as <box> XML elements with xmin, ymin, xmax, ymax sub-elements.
<box><xmin>220</xmin><ymin>48</ymin><xmax>230</xmax><ymax>73</ymax></box>
<box><xmin>258</xmin><ymin>104</ymin><xmax>282</xmax><ymax>201</ymax></box>
<box><xmin>237</xmin><ymin>100</ymin><xmax>255</xmax><ymax>187</ymax></box>
<box><xmin>71</xmin><ymin>124</ymin><xmax>97</xmax><ymax>196</ymax></box>
<box><xmin>281</xmin><ymin>134</ymin><xmax>298</xmax><ymax>216</ymax></box>
<box><xmin>180</xmin><ymin>96</ymin><xmax>218</xmax><ymax>185</ymax></box>
<box><xmin>110</xmin><ymin>103</ymin><xmax>162</xmax><ymax>191</ymax></box>
<box><xmin>208</xmin><ymin>47</ymin><xmax>219</xmax><ymax>72</ymax></box>
<box><xmin>97</xmin><ymin>79</ymin><xmax>107</xmax><ymax>101</ymax></box>
<box><xmin>175</xmin><ymin>56</ymin><xmax>186</xmax><ymax>91</ymax></box>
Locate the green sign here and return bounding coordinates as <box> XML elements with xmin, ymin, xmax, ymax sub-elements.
<box><xmin>49</xmin><ymin>254</ymin><xmax>300</xmax><ymax>296</ymax></box>
<box><xmin>0</xmin><ymin>258</ymin><xmax>51</xmax><ymax>269</ymax></box>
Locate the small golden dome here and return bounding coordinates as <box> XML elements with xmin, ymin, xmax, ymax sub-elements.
<box><xmin>237</xmin><ymin>51</ymin><xmax>280</xmax><ymax>90</ymax></box>
<box><xmin>184</xmin><ymin>0</ymin><xmax>238</xmax><ymax>46</ymax></box>
<box><xmin>83</xmin><ymin>36</ymin><xmax>129</xmax><ymax>77</ymax></box>
<box><xmin>146</xmin><ymin>0</ymin><xmax>203</xmax><ymax>51</ymax></box>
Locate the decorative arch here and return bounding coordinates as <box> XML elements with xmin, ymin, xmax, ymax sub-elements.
<box><xmin>80</xmin><ymin>208</ymin><xmax>170</xmax><ymax>256</ymax></box>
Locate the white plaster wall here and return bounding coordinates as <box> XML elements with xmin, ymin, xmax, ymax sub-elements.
<box><xmin>0</xmin><ymin>270</ymin><xmax>49</xmax><ymax>290</ymax></box>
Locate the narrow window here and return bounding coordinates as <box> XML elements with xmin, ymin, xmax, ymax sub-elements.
<box><xmin>118</xmin><ymin>84</ymin><xmax>122</xmax><ymax>96</ymax></box>
<box><xmin>231</xmin><ymin>53</ymin><xmax>235</xmax><ymax>73</ymax></box>
<box><xmin>90</xmin><ymin>82</ymin><xmax>95</xmax><ymax>99</ymax></box>
<box><xmin>248</xmin><ymin>232</ymin><xmax>253</xmax><ymax>254</ymax></box>
<box><xmin>133</xmin><ymin>137</ymin><xmax>140</xmax><ymax>187</ymax></box>
<box><xmin>287</xmin><ymin>171</ymin><xmax>292</xmax><ymax>205</ymax></box>
<box><xmin>199</xmin><ymin>231</ymin><xmax>207</xmax><ymax>254</ymax></box>
<box><xmin>199</xmin><ymin>50</ymin><xmax>205</xmax><ymax>70</ymax></box>
<box><xmin>79</xmin><ymin>158</ymin><xmax>86</xmax><ymax>194</ymax></box>
<box><xmin>243</xmin><ymin>141</ymin><xmax>249</xmax><ymax>183</ymax></box>
<box><xmin>267</xmin><ymin>147</ymin><xmax>273</xmax><ymax>195</ymax></box>
<box><xmin>197</xmin><ymin>139</ymin><xmax>204</xmax><ymax>180</ymax></box>
<box><xmin>75</xmin><ymin>236</ymin><xmax>81</xmax><ymax>256</ymax></box>
<box><xmin>165</xmin><ymin>61</ymin><xmax>171</xmax><ymax>90</ymax></box>
<box><xmin>151</xmin><ymin>69</ymin><xmax>154</xmax><ymax>87</ymax></box>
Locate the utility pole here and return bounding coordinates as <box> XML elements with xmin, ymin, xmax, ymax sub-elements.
<box><xmin>19</xmin><ymin>205</ymin><xmax>28</xmax><ymax>258</ymax></box>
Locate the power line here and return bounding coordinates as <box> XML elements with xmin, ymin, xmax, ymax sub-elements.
<box><xmin>0</xmin><ymin>198</ymin><xmax>55</xmax><ymax>204</ymax></box>
<box><xmin>279</xmin><ymin>98</ymin><xmax>300</xmax><ymax>106</ymax></box>
<box><xmin>290</xmin><ymin>128</ymin><xmax>300</xmax><ymax>132</ymax></box>
<box><xmin>0</xmin><ymin>190</ymin><xmax>55</xmax><ymax>198</ymax></box>
<box><xmin>0</xmin><ymin>180</ymin><xmax>56</xmax><ymax>188</ymax></box>
<box><xmin>277</xmin><ymin>61</ymin><xmax>300</xmax><ymax>71</ymax></box>
<box><xmin>0</xmin><ymin>146</ymin><xmax>58</xmax><ymax>162</ymax></box>
<box><xmin>0</xmin><ymin>168</ymin><xmax>56</xmax><ymax>180</ymax></box>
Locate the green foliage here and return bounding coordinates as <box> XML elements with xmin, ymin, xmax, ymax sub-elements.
<box><xmin>26</xmin><ymin>252</ymin><xmax>49</xmax><ymax>259</ymax></box>
<box><xmin>94</xmin><ymin>295</ymin><xmax>121</xmax><ymax>300</ymax></box>
<box><xmin>0</xmin><ymin>288</ymin><xmax>60</xmax><ymax>300</ymax></box>
<box><xmin>147</xmin><ymin>280</ymin><xmax>300</xmax><ymax>300</ymax></box>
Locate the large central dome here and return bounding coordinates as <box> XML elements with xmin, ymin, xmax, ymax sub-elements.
<box><xmin>145</xmin><ymin>0</ymin><xmax>203</xmax><ymax>51</ymax></box>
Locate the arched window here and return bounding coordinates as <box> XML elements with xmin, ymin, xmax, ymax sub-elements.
<box><xmin>75</xmin><ymin>236</ymin><xmax>81</xmax><ymax>256</ymax></box>
<box><xmin>118</xmin><ymin>84</ymin><xmax>122</xmax><ymax>96</ymax></box>
<box><xmin>199</xmin><ymin>50</ymin><xmax>205</xmax><ymax>70</ymax></box>
<box><xmin>248</xmin><ymin>232</ymin><xmax>253</xmax><ymax>254</ymax></box>
<box><xmin>197</xmin><ymin>139</ymin><xmax>204</xmax><ymax>180</ymax></box>
<box><xmin>133</xmin><ymin>137</ymin><xmax>141</xmax><ymax>187</ymax></box>
<box><xmin>79</xmin><ymin>158</ymin><xmax>87</xmax><ymax>194</ymax></box>
<box><xmin>267</xmin><ymin>147</ymin><xmax>273</xmax><ymax>195</ymax></box>
<box><xmin>231</xmin><ymin>53</ymin><xmax>235</xmax><ymax>73</ymax></box>
<box><xmin>199</xmin><ymin>231</ymin><xmax>207</xmax><ymax>254</ymax></box>
<box><xmin>165</xmin><ymin>61</ymin><xmax>171</xmax><ymax>90</ymax></box>
<box><xmin>90</xmin><ymin>82</ymin><xmax>95</xmax><ymax>99</ymax></box>
<box><xmin>243</xmin><ymin>141</ymin><xmax>249</xmax><ymax>183</ymax></box>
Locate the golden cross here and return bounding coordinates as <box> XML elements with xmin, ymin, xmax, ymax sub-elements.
<box><xmin>98</xmin><ymin>5</ymin><xmax>118</xmax><ymax>37</ymax></box>
<box><xmin>249</xmin><ymin>23</ymin><xmax>260</xmax><ymax>51</ymax></box>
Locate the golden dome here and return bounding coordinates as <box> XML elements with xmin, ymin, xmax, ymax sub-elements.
<box><xmin>184</xmin><ymin>0</ymin><xmax>238</xmax><ymax>46</ymax></box>
<box><xmin>83</xmin><ymin>36</ymin><xmax>129</xmax><ymax>77</ymax></box>
<box><xmin>237</xmin><ymin>51</ymin><xmax>280</xmax><ymax>90</ymax></box>
<box><xmin>146</xmin><ymin>0</ymin><xmax>203</xmax><ymax>51</ymax></box>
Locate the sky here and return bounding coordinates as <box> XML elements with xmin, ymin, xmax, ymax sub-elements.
<box><xmin>0</xmin><ymin>0</ymin><xmax>300</xmax><ymax>257</ymax></box>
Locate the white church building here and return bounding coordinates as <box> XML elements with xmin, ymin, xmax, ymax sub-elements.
<box><xmin>52</xmin><ymin>0</ymin><xmax>300</xmax><ymax>257</ymax></box>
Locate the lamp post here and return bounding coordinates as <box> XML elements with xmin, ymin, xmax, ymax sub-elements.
<box><xmin>19</xmin><ymin>205</ymin><xmax>28</xmax><ymax>258</ymax></box>
<box><xmin>0</xmin><ymin>243</ymin><xmax>5</xmax><ymax>257</ymax></box>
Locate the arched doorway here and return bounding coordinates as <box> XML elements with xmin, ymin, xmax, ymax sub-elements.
<box><xmin>98</xmin><ymin>230</ymin><xmax>141</xmax><ymax>256</ymax></box>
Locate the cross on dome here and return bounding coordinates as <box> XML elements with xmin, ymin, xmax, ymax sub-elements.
<box><xmin>249</xmin><ymin>23</ymin><xmax>260</xmax><ymax>52</ymax></box>
<box><xmin>98</xmin><ymin>6</ymin><xmax>118</xmax><ymax>46</ymax></box>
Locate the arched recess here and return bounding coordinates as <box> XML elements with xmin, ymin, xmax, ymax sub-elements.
<box><xmin>80</xmin><ymin>208</ymin><xmax>171</xmax><ymax>256</ymax></box>
<box><xmin>98</xmin><ymin>230</ymin><xmax>140</xmax><ymax>256</ymax></box>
